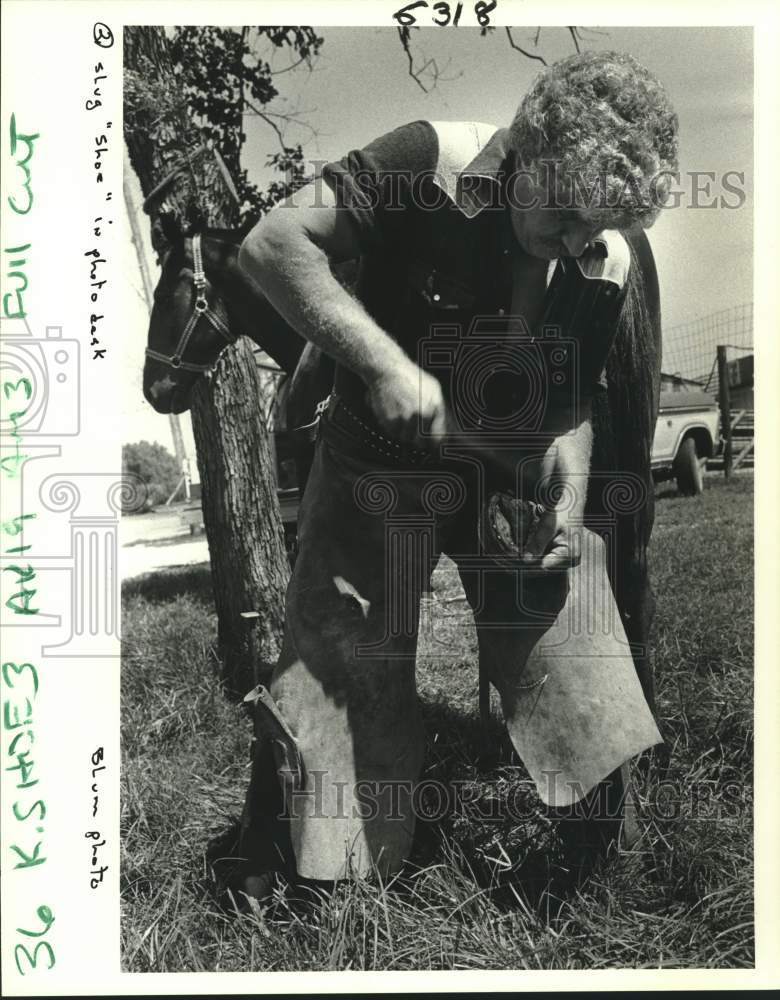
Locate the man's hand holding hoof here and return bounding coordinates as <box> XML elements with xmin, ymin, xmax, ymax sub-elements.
<box><xmin>511</xmin><ymin>415</ymin><xmax>592</xmax><ymax>574</ymax></box>
<box><xmin>520</xmin><ymin>505</ymin><xmax>582</xmax><ymax>574</ymax></box>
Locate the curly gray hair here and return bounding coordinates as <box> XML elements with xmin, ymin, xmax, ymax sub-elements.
<box><xmin>509</xmin><ymin>50</ymin><xmax>680</xmax><ymax>227</ymax></box>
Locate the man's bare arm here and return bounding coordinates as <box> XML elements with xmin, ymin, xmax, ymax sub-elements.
<box><xmin>238</xmin><ymin>182</ymin><xmax>449</xmax><ymax>446</ymax></box>
<box><xmin>517</xmin><ymin>402</ymin><xmax>593</xmax><ymax>571</ymax></box>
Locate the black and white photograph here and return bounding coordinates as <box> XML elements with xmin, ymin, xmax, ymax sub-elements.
<box><xmin>119</xmin><ymin>19</ymin><xmax>758</xmax><ymax>974</ymax></box>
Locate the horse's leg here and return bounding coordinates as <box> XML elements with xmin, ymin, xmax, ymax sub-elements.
<box><xmin>617</xmin><ymin>229</ymin><xmax>663</xmax><ymax>719</ymax></box>
<box><xmin>582</xmin><ymin>391</ymin><xmax>655</xmax><ymax>854</ymax></box>
<box><xmin>588</xmin><ymin>296</ymin><xmax>662</xmax><ymax>717</ymax></box>
<box><xmin>586</xmin><ymin>253</ymin><xmax>664</xmax><ymax>819</ymax></box>
<box><xmin>613</xmin><ymin>507</ymin><xmax>657</xmax><ymax>717</ymax></box>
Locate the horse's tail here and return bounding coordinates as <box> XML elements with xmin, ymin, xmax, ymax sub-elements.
<box><xmin>604</xmin><ymin>231</ymin><xmax>662</xmax><ymax>563</ymax></box>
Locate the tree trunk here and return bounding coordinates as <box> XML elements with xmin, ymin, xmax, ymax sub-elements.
<box><xmin>123</xmin><ymin>25</ymin><xmax>288</xmax><ymax>694</ymax></box>
<box><xmin>190</xmin><ymin>341</ymin><xmax>288</xmax><ymax>693</ymax></box>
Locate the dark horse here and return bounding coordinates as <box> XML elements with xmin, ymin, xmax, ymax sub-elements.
<box><xmin>143</xmin><ymin>219</ymin><xmax>334</xmax><ymax>487</ymax></box>
<box><xmin>143</xmin><ymin>218</ymin><xmax>662</xmax><ymax>716</ymax></box>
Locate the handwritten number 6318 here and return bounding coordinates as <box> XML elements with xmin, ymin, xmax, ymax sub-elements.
<box><xmin>394</xmin><ymin>1</ymin><xmax>497</xmax><ymax>27</ymax></box>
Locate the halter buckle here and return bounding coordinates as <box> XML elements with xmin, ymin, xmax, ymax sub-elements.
<box><xmin>195</xmin><ymin>296</ymin><xmax>208</xmax><ymax>313</ymax></box>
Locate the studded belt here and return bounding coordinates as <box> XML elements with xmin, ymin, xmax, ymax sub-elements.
<box><xmin>321</xmin><ymin>394</ymin><xmax>435</xmax><ymax>467</ymax></box>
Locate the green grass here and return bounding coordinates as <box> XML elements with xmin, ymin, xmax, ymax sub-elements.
<box><xmin>120</xmin><ymin>474</ymin><xmax>754</xmax><ymax>971</ymax></box>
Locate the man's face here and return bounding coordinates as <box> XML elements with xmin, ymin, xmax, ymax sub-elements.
<box><xmin>508</xmin><ymin>181</ymin><xmax>607</xmax><ymax>260</ymax></box>
<box><xmin>509</xmin><ymin>175</ymin><xmax>605</xmax><ymax>260</ymax></box>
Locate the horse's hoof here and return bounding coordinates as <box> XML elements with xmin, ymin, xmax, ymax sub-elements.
<box><xmin>241</xmin><ymin>872</ymin><xmax>277</xmax><ymax>902</ymax></box>
<box><xmin>220</xmin><ymin>869</ymin><xmax>282</xmax><ymax>914</ymax></box>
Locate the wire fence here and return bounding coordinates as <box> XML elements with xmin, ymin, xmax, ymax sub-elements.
<box><xmin>663</xmin><ymin>302</ymin><xmax>753</xmax><ymax>397</ymax></box>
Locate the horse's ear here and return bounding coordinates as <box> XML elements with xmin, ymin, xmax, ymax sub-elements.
<box><xmin>159</xmin><ymin>212</ymin><xmax>182</xmax><ymax>247</ymax></box>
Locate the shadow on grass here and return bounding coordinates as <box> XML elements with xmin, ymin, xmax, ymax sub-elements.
<box><xmin>201</xmin><ymin>811</ymin><xmax>575</xmax><ymax>924</ymax></box>
<box><xmin>418</xmin><ymin>691</ymin><xmax>518</xmax><ymax>771</ymax></box>
<box><xmin>654</xmin><ymin>485</ymin><xmax>684</xmax><ymax>502</ymax></box>
<box><xmin>200</xmin><ymin>691</ymin><xmax>598</xmax><ymax>923</ymax></box>
<box><xmin>654</xmin><ymin>471</ymin><xmax>753</xmax><ymax>504</ymax></box>
<box><xmin>124</xmin><ymin>531</ymin><xmax>205</xmax><ymax>549</ymax></box>
<box><xmin>413</xmin><ymin>695</ymin><xmax>590</xmax><ymax>917</ymax></box>
<box><xmin>654</xmin><ymin>481</ymin><xmax>704</xmax><ymax>502</ymax></box>
<box><xmin>122</xmin><ymin>563</ymin><xmax>214</xmax><ymax>607</ymax></box>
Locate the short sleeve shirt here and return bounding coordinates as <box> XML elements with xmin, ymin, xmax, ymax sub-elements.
<box><xmin>321</xmin><ymin>120</ymin><xmax>630</xmax><ymax>423</ymax></box>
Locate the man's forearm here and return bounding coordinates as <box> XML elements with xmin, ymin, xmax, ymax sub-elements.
<box><xmin>239</xmin><ymin>216</ymin><xmax>451</xmax><ymax>447</ymax></box>
<box><xmin>507</xmin><ymin>401</ymin><xmax>593</xmax><ymax>507</ymax></box>
<box><xmin>508</xmin><ymin>408</ymin><xmax>593</xmax><ymax>569</ymax></box>
<box><xmin>553</xmin><ymin>412</ymin><xmax>593</xmax><ymax>498</ymax></box>
<box><xmin>238</xmin><ymin>226</ymin><xmax>411</xmax><ymax>386</ymax></box>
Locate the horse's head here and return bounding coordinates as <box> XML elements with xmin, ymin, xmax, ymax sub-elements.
<box><xmin>143</xmin><ymin>217</ymin><xmax>238</xmax><ymax>414</ymax></box>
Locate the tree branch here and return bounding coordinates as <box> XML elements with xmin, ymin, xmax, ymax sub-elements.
<box><xmin>505</xmin><ymin>27</ymin><xmax>548</xmax><ymax>66</ymax></box>
<box><xmin>269</xmin><ymin>53</ymin><xmax>310</xmax><ymax>75</ymax></box>
<box><xmin>395</xmin><ymin>26</ymin><xmax>462</xmax><ymax>93</ymax></box>
<box><xmin>398</xmin><ymin>27</ymin><xmax>430</xmax><ymax>92</ymax></box>
<box><xmin>243</xmin><ymin>99</ymin><xmax>319</xmax><ymax>151</ymax></box>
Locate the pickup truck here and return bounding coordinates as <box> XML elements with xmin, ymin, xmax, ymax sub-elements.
<box><xmin>651</xmin><ymin>387</ymin><xmax>721</xmax><ymax>495</ymax></box>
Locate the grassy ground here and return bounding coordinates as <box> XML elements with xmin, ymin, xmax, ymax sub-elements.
<box><xmin>120</xmin><ymin>474</ymin><xmax>754</xmax><ymax>971</ymax></box>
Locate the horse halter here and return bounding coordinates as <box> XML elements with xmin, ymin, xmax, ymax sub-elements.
<box><xmin>145</xmin><ymin>233</ymin><xmax>238</xmax><ymax>374</ymax></box>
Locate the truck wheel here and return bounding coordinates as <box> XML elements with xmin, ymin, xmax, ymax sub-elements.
<box><xmin>674</xmin><ymin>437</ymin><xmax>704</xmax><ymax>496</ymax></box>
